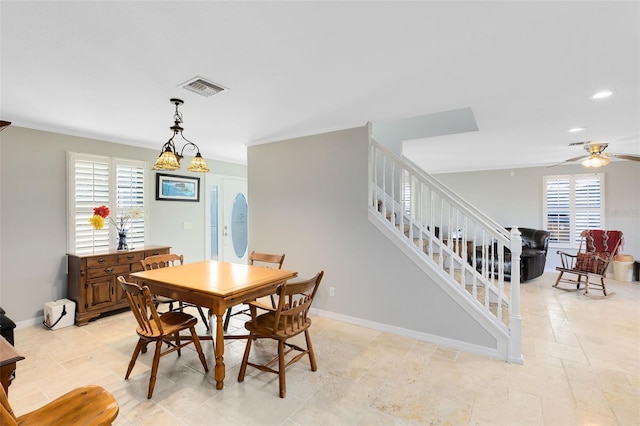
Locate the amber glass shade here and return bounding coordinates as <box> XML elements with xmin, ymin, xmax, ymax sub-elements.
<box><xmin>152</xmin><ymin>149</ymin><xmax>181</xmax><ymax>171</ymax></box>
<box><xmin>187</xmin><ymin>153</ymin><xmax>210</xmax><ymax>172</ymax></box>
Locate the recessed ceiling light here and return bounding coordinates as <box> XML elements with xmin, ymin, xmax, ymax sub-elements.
<box><xmin>568</xmin><ymin>127</ymin><xmax>586</xmax><ymax>133</ymax></box>
<box><xmin>591</xmin><ymin>90</ymin><xmax>613</xmax><ymax>99</ymax></box>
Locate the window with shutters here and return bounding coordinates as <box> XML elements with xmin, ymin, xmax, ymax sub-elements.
<box><xmin>68</xmin><ymin>152</ymin><xmax>146</xmax><ymax>254</ymax></box>
<box><xmin>543</xmin><ymin>173</ymin><xmax>604</xmax><ymax>248</ymax></box>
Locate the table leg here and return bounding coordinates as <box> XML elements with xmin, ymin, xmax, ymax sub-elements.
<box><xmin>214</xmin><ymin>312</ymin><xmax>225</xmax><ymax>389</ymax></box>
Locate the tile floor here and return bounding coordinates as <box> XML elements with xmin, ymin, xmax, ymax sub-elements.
<box><xmin>7</xmin><ymin>272</ymin><xmax>640</xmax><ymax>425</ymax></box>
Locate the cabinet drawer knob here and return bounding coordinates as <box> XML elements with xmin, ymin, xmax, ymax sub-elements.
<box><xmin>104</xmin><ymin>268</ymin><xmax>114</xmax><ymax>274</ymax></box>
<box><xmin>126</xmin><ymin>255</ymin><xmax>134</xmax><ymax>260</ymax></box>
<box><xmin>98</xmin><ymin>259</ymin><xmax>105</xmax><ymax>264</ymax></box>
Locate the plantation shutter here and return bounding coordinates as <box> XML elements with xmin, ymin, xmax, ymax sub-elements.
<box><xmin>116</xmin><ymin>161</ymin><xmax>145</xmax><ymax>248</ymax></box>
<box><xmin>68</xmin><ymin>153</ymin><xmax>146</xmax><ymax>254</ymax></box>
<box><xmin>544</xmin><ymin>173</ymin><xmax>604</xmax><ymax>248</ymax></box>
<box><xmin>574</xmin><ymin>175</ymin><xmax>602</xmax><ymax>243</ymax></box>
<box><xmin>73</xmin><ymin>155</ymin><xmax>111</xmax><ymax>253</ymax></box>
<box><xmin>545</xmin><ymin>177</ymin><xmax>571</xmax><ymax>245</ymax></box>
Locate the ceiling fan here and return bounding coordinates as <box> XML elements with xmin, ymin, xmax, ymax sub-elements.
<box><xmin>553</xmin><ymin>141</ymin><xmax>640</xmax><ymax>168</ymax></box>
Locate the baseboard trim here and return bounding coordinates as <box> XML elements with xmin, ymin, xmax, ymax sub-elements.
<box><xmin>14</xmin><ymin>315</ymin><xmax>45</xmax><ymax>329</ymax></box>
<box><xmin>311</xmin><ymin>307</ymin><xmax>506</xmax><ymax>362</ymax></box>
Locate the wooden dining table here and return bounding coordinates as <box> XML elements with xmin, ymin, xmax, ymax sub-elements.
<box><xmin>130</xmin><ymin>260</ymin><xmax>297</xmax><ymax>390</ymax></box>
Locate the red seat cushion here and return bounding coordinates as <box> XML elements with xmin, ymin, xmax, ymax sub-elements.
<box><xmin>575</xmin><ymin>252</ymin><xmax>596</xmax><ymax>272</ymax></box>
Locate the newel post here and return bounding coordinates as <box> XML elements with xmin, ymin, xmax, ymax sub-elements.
<box><xmin>509</xmin><ymin>227</ymin><xmax>523</xmax><ymax>363</ymax></box>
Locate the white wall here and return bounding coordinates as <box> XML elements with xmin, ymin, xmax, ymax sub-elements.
<box><xmin>372</xmin><ymin>107</ymin><xmax>479</xmax><ymax>157</ymax></box>
<box><xmin>248</xmin><ymin>126</ymin><xmax>496</xmax><ymax>348</ymax></box>
<box><xmin>432</xmin><ymin>162</ymin><xmax>640</xmax><ymax>269</ymax></box>
<box><xmin>0</xmin><ymin>126</ymin><xmax>246</xmax><ymax>323</ymax></box>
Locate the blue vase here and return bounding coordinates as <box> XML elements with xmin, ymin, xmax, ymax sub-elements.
<box><xmin>117</xmin><ymin>230</ymin><xmax>128</xmax><ymax>251</ymax></box>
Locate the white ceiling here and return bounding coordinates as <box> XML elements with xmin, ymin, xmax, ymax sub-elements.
<box><xmin>2</xmin><ymin>1</ymin><xmax>638</xmax><ymax>173</ymax></box>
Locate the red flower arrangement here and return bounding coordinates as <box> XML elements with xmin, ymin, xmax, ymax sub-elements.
<box><xmin>89</xmin><ymin>205</ymin><xmax>142</xmax><ymax>231</ymax></box>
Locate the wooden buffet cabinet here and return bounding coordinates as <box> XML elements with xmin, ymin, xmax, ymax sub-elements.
<box><xmin>67</xmin><ymin>246</ymin><xmax>171</xmax><ymax>325</ymax></box>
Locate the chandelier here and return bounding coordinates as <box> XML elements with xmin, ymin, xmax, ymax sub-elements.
<box><xmin>152</xmin><ymin>98</ymin><xmax>210</xmax><ymax>172</ymax></box>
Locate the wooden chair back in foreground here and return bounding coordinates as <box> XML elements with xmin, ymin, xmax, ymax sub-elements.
<box><xmin>140</xmin><ymin>254</ymin><xmax>209</xmax><ymax>330</ymax></box>
<box><xmin>116</xmin><ymin>276</ymin><xmax>209</xmax><ymax>398</ymax></box>
<box><xmin>237</xmin><ymin>271</ymin><xmax>324</xmax><ymax>398</ymax></box>
<box><xmin>223</xmin><ymin>251</ymin><xmax>286</xmax><ymax>331</ymax></box>
<box><xmin>553</xmin><ymin>229</ymin><xmax>623</xmax><ymax>298</ymax></box>
<box><xmin>1</xmin><ymin>383</ymin><xmax>118</xmax><ymax>426</ymax></box>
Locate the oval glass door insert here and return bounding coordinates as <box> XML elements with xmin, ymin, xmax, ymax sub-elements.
<box><xmin>231</xmin><ymin>193</ymin><xmax>248</xmax><ymax>258</ymax></box>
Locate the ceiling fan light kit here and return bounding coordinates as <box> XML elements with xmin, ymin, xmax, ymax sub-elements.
<box><xmin>152</xmin><ymin>98</ymin><xmax>210</xmax><ymax>173</ymax></box>
<box><xmin>581</xmin><ymin>155</ymin><xmax>611</xmax><ymax>168</ymax></box>
<box><xmin>581</xmin><ymin>143</ymin><xmax>611</xmax><ymax>168</ymax></box>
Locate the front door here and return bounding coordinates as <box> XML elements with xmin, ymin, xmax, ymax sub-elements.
<box><xmin>222</xmin><ymin>178</ymin><xmax>248</xmax><ymax>263</ymax></box>
<box><xmin>205</xmin><ymin>175</ymin><xmax>248</xmax><ymax>263</ymax></box>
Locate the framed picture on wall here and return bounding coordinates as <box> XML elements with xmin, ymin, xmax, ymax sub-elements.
<box><xmin>155</xmin><ymin>173</ymin><xmax>200</xmax><ymax>202</ymax></box>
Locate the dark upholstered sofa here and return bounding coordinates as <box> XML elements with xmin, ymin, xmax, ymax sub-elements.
<box><xmin>473</xmin><ymin>228</ymin><xmax>550</xmax><ymax>282</ymax></box>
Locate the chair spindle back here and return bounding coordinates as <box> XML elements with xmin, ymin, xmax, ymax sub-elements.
<box><xmin>249</xmin><ymin>251</ymin><xmax>285</xmax><ymax>269</ymax></box>
<box><xmin>117</xmin><ymin>276</ymin><xmax>163</xmax><ymax>337</ymax></box>
<box><xmin>140</xmin><ymin>253</ymin><xmax>184</xmax><ymax>270</ymax></box>
<box><xmin>272</xmin><ymin>271</ymin><xmax>323</xmax><ymax>337</ymax></box>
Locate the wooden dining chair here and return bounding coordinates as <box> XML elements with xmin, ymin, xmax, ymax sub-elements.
<box><xmin>223</xmin><ymin>251</ymin><xmax>286</xmax><ymax>332</ymax></box>
<box><xmin>553</xmin><ymin>229</ymin><xmax>623</xmax><ymax>298</ymax></box>
<box><xmin>140</xmin><ymin>254</ymin><xmax>210</xmax><ymax>331</ymax></box>
<box><xmin>1</xmin><ymin>383</ymin><xmax>119</xmax><ymax>426</ymax></box>
<box><xmin>238</xmin><ymin>271</ymin><xmax>323</xmax><ymax>398</ymax></box>
<box><xmin>117</xmin><ymin>276</ymin><xmax>209</xmax><ymax>399</ymax></box>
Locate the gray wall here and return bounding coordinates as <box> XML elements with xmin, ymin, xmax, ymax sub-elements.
<box><xmin>432</xmin><ymin>162</ymin><xmax>640</xmax><ymax>269</ymax></box>
<box><xmin>0</xmin><ymin>126</ymin><xmax>245</xmax><ymax>323</ymax></box>
<box><xmin>248</xmin><ymin>126</ymin><xmax>494</xmax><ymax>347</ymax></box>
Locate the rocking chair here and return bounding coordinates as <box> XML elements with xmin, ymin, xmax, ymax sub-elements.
<box><xmin>553</xmin><ymin>229</ymin><xmax>623</xmax><ymax>299</ymax></box>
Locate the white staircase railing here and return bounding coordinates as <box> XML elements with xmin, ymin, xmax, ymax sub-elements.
<box><xmin>368</xmin><ymin>138</ymin><xmax>522</xmax><ymax>363</ymax></box>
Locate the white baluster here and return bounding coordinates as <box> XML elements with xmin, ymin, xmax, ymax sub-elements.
<box><xmin>497</xmin><ymin>240</ymin><xmax>504</xmax><ymax>322</ymax></box>
<box><xmin>509</xmin><ymin>227</ymin><xmax>523</xmax><ymax>362</ymax></box>
<box><xmin>382</xmin><ymin>154</ymin><xmax>387</xmax><ymax>222</ymax></box>
<box><xmin>416</xmin><ymin>181</ymin><xmax>422</xmax><ymax>252</ymax></box>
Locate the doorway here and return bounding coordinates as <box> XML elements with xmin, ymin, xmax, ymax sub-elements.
<box><xmin>204</xmin><ymin>175</ymin><xmax>248</xmax><ymax>263</ymax></box>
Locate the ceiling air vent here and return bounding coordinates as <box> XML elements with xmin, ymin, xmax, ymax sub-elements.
<box><xmin>180</xmin><ymin>77</ymin><xmax>227</xmax><ymax>97</ymax></box>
